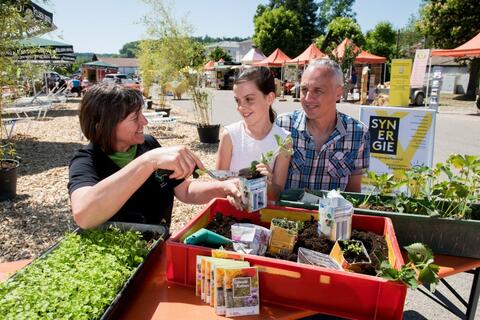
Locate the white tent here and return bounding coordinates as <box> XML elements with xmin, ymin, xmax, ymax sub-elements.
<box><xmin>241</xmin><ymin>47</ymin><xmax>267</xmax><ymax>65</ymax></box>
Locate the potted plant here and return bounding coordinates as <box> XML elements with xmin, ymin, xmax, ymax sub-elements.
<box><xmin>268</xmin><ymin>217</ymin><xmax>303</xmax><ymax>255</ymax></box>
<box><xmin>191</xmin><ymin>86</ymin><xmax>220</xmax><ymax>143</ymax></box>
<box><xmin>0</xmin><ymin>142</ymin><xmax>20</xmax><ymax>201</ymax></box>
<box><xmin>330</xmin><ymin>239</ymin><xmax>371</xmax><ymax>273</ymax></box>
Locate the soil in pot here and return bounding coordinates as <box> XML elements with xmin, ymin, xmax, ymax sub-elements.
<box><xmin>338</xmin><ymin>240</ymin><xmax>371</xmax><ymax>264</ymax></box>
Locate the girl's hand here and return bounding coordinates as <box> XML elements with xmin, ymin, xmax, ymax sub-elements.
<box><xmin>256</xmin><ymin>163</ymin><xmax>273</xmax><ymax>186</ymax></box>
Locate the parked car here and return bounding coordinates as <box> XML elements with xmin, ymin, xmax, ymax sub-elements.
<box><xmin>103</xmin><ymin>74</ymin><xmax>142</xmax><ymax>92</ymax></box>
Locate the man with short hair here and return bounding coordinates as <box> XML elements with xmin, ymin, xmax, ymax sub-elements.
<box><xmin>276</xmin><ymin>59</ymin><xmax>370</xmax><ymax>192</ymax></box>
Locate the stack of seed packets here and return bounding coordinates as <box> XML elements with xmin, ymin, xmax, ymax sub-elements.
<box><xmin>196</xmin><ymin>250</ymin><xmax>260</xmax><ymax>316</ymax></box>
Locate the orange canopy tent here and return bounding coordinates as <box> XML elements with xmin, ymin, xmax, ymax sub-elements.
<box><xmin>432</xmin><ymin>32</ymin><xmax>480</xmax><ymax>57</ymax></box>
<box><xmin>333</xmin><ymin>38</ymin><xmax>387</xmax><ymax>64</ymax></box>
<box><xmin>203</xmin><ymin>60</ymin><xmax>214</xmax><ymax>71</ymax></box>
<box><xmin>286</xmin><ymin>43</ymin><xmax>327</xmax><ymax>65</ymax></box>
<box><xmin>253</xmin><ymin>48</ymin><xmax>291</xmax><ymax>67</ymax></box>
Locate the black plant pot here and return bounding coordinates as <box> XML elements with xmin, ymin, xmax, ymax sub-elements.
<box><xmin>197</xmin><ymin>124</ymin><xmax>220</xmax><ymax>143</ymax></box>
<box><xmin>154</xmin><ymin>108</ymin><xmax>171</xmax><ymax>117</ymax></box>
<box><xmin>146</xmin><ymin>100</ymin><xmax>153</xmax><ymax>109</ymax></box>
<box><xmin>0</xmin><ymin>159</ymin><xmax>20</xmax><ymax>201</ymax></box>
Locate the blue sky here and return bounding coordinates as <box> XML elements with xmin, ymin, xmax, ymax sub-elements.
<box><xmin>45</xmin><ymin>0</ymin><xmax>422</xmax><ymax>54</ymax></box>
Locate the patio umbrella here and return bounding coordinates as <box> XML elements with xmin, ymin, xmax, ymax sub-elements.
<box><xmin>16</xmin><ymin>34</ymin><xmax>75</xmax><ymax>64</ymax></box>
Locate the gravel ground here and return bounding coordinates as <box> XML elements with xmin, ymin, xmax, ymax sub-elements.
<box><xmin>0</xmin><ymin>99</ymin><xmax>216</xmax><ymax>263</ymax></box>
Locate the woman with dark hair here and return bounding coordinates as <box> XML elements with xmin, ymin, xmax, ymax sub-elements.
<box><xmin>216</xmin><ymin>66</ymin><xmax>291</xmax><ymax>201</ymax></box>
<box><xmin>68</xmin><ymin>84</ymin><xmax>241</xmax><ymax>229</ymax></box>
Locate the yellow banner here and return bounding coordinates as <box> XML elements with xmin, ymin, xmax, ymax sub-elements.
<box><xmin>389</xmin><ymin>59</ymin><xmax>412</xmax><ymax>106</ymax></box>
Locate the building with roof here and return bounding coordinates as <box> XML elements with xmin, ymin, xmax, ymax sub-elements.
<box><xmin>93</xmin><ymin>55</ymin><xmax>139</xmax><ymax>76</ymax></box>
<box><xmin>205</xmin><ymin>39</ymin><xmax>252</xmax><ymax>62</ymax></box>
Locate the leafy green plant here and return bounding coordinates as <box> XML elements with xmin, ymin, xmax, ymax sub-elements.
<box><xmin>353</xmin><ymin>154</ymin><xmax>479</xmax><ymax>219</ymax></box>
<box><xmin>379</xmin><ymin>243</ymin><xmax>439</xmax><ymax>290</ymax></box>
<box><xmin>0</xmin><ymin>227</ymin><xmax>155</xmax><ymax>319</ymax></box>
<box><xmin>244</xmin><ymin>134</ymin><xmax>293</xmax><ymax>178</ymax></box>
<box><xmin>0</xmin><ymin>142</ymin><xmax>18</xmax><ymax>169</ymax></box>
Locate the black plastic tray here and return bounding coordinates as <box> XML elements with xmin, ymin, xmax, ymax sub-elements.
<box><xmin>4</xmin><ymin>222</ymin><xmax>168</xmax><ymax>319</ymax></box>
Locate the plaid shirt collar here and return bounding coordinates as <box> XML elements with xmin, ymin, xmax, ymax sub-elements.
<box><xmin>294</xmin><ymin>110</ymin><xmax>348</xmax><ymax>148</ymax></box>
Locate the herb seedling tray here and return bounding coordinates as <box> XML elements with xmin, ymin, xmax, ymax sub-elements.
<box><xmin>277</xmin><ymin>189</ymin><xmax>480</xmax><ymax>259</ymax></box>
<box><xmin>1</xmin><ymin>222</ymin><xmax>168</xmax><ymax>320</ymax></box>
<box><xmin>166</xmin><ymin>199</ymin><xmax>407</xmax><ymax>320</ymax></box>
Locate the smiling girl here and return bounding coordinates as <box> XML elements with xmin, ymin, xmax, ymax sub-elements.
<box><xmin>216</xmin><ymin>67</ymin><xmax>291</xmax><ymax>201</ymax></box>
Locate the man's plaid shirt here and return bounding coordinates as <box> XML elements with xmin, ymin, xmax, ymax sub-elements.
<box><xmin>276</xmin><ymin>110</ymin><xmax>370</xmax><ymax>191</ymax></box>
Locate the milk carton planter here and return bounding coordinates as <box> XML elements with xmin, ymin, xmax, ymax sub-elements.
<box><xmin>268</xmin><ymin>218</ymin><xmax>302</xmax><ymax>255</ymax></box>
<box><xmin>166</xmin><ymin>199</ymin><xmax>407</xmax><ymax>320</ymax></box>
<box><xmin>240</xmin><ymin>176</ymin><xmax>268</xmax><ymax>212</ymax></box>
<box><xmin>330</xmin><ymin>240</ymin><xmax>372</xmax><ymax>273</ymax></box>
<box><xmin>0</xmin><ymin>222</ymin><xmax>167</xmax><ymax>320</ymax></box>
<box><xmin>278</xmin><ymin>189</ymin><xmax>480</xmax><ymax>259</ymax></box>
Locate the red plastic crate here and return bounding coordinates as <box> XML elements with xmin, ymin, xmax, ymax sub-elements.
<box><xmin>166</xmin><ymin>199</ymin><xmax>407</xmax><ymax>320</ymax></box>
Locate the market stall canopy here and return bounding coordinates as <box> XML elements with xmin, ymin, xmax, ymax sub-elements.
<box><xmin>333</xmin><ymin>38</ymin><xmax>386</xmax><ymax>64</ymax></box>
<box><xmin>83</xmin><ymin>61</ymin><xmax>118</xmax><ymax>69</ymax></box>
<box><xmin>287</xmin><ymin>43</ymin><xmax>327</xmax><ymax>65</ymax></box>
<box><xmin>253</xmin><ymin>48</ymin><xmax>291</xmax><ymax>67</ymax></box>
<box><xmin>16</xmin><ymin>33</ymin><xmax>75</xmax><ymax>64</ymax></box>
<box><xmin>203</xmin><ymin>60</ymin><xmax>215</xmax><ymax>70</ymax></box>
<box><xmin>432</xmin><ymin>32</ymin><xmax>480</xmax><ymax>57</ymax></box>
<box><xmin>241</xmin><ymin>47</ymin><xmax>267</xmax><ymax>65</ymax></box>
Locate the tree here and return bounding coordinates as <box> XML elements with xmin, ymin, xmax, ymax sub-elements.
<box><xmin>418</xmin><ymin>0</ymin><xmax>480</xmax><ymax>97</ymax></box>
<box><xmin>208</xmin><ymin>47</ymin><xmax>232</xmax><ymax>62</ymax></box>
<box><xmin>318</xmin><ymin>0</ymin><xmax>356</xmax><ymax>35</ymax></box>
<box><xmin>364</xmin><ymin>22</ymin><xmax>396</xmax><ymax>62</ymax></box>
<box><xmin>255</xmin><ymin>0</ymin><xmax>319</xmax><ymax>55</ymax></box>
<box><xmin>139</xmin><ymin>0</ymin><xmax>206</xmax><ymax>91</ymax></box>
<box><xmin>397</xmin><ymin>15</ymin><xmax>425</xmax><ymax>59</ymax></box>
<box><xmin>253</xmin><ymin>6</ymin><xmax>302</xmax><ymax>57</ymax></box>
<box><xmin>0</xmin><ymin>1</ymin><xmax>50</xmax><ymax>107</ymax></box>
<box><xmin>317</xmin><ymin>17</ymin><xmax>365</xmax><ymax>53</ymax></box>
<box><xmin>119</xmin><ymin>41</ymin><xmax>140</xmax><ymax>58</ymax></box>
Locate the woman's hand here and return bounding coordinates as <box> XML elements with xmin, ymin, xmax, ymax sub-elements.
<box><xmin>145</xmin><ymin>146</ymin><xmax>204</xmax><ymax>179</ymax></box>
<box><xmin>256</xmin><ymin>163</ymin><xmax>273</xmax><ymax>186</ymax></box>
<box><xmin>222</xmin><ymin>178</ymin><xmax>243</xmax><ymax>210</ymax></box>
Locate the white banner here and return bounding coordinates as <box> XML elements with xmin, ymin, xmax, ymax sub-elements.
<box><xmin>410</xmin><ymin>49</ymin><xmax>431</xmax><ymax>88</ymax></box>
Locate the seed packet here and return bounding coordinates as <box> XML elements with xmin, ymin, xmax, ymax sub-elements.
<box><xmin>297</xmin><ymin>247</ymin><xmax>343</xmax><ymax>270</ymax></box>
<box><xmin>231</xmin><ymin>223</ymin><xmax>270</xmax><ymax>256</ymax></box>
<box><xmin>224</xmin><ymin>266</ymin><xmax>260</xmax><ymax>317</ymax></box>
<box><xmin>211</xmin><ymin>260</ymin><xmax>250</xmax><ymax>313</ymax></box>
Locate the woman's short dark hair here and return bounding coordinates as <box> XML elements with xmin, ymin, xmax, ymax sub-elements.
<box><xmin>234</xmin><ymin>66</ymin><xmax>277</xmax><ymax>123</ymax></box>
<box><xmin>79</xmin><ymin>83</ymin><xmax>144</xmax><ymax>154</ymax></box>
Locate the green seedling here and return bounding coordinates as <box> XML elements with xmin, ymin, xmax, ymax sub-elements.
<box><xmin>271</xmin><ymin>217</ymin><xmax>303</xmax><ymax>234</ymax></box>
<box><xmin>343</xmin><ymin>241</ymin><xmax>363</xmax><ymax>256</ymax></box>
<box><xmin>246</xmin><ymin>134</ymin><xmax>293</xmax><ymax>177</ymax></box>
<box><xmin>0</xmin><ymin>227</ymin><xmax>152</xmax><ymax>318</ymax></box>
<box><xmin>379</xmin><ymin>243</ymin><xmax>439</xmax><ymax>291</ymax></box>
